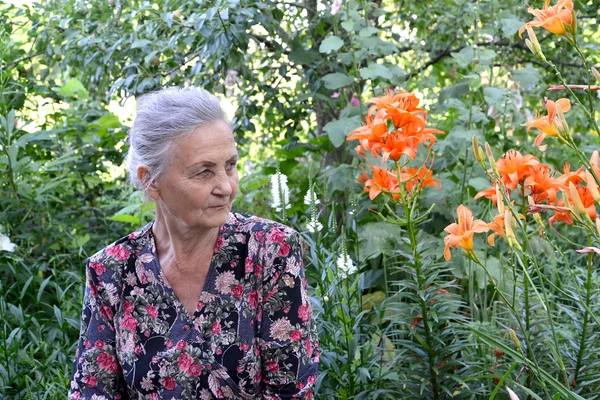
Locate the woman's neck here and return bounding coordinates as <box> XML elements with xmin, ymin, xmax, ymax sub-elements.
<box><xmin>151</xmin><ymin>207</ymin><xmax>219</xmax><ymax>272</ymax></box>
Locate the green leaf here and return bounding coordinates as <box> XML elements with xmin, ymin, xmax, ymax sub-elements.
<box><xmin>289</xmin><ymin>48</ymin><xmax>320</xmax><ymax>65</ymax></box>
<box><xmin>359</xmin><ymin>27</ymin><xmax>379</xmax><ymax>37</ymax></box>
<box><xmin>56</xmin><ymin>79</ymin><xmax>89</xmax><ymax>99</ymax></box>
<box><xmin>469</xmin><ymin>177</ymin><xmax>491</xmax><ymax>192</ymax></box>
<box><xmin>483</xmin><ymin>87</ymin><xmax>507</xmax><ymax>105</ymax></box>
<box><xmin>358</xmin><ymin>222</ymin><xmax>404</xmax><ymax>261</ymax></box>
<box><xmin>322</xmin><ymin>73</ymin><xmax>354</xmax><ymax>90</ymax></box>
<box><xmin>359</xmin><ymin>63</ymin><xmax>393</xmax><ymax>81</ymax></box>
<box><xmin>341</xmin><ymin>20</ymin><xmax>355</xmax><ymax>32</ymax></box>
<box><xmin>323</xmin><ymin>117</ymin><xmax>361</xmax><ymax>147</ymax></box>
<box><xmin>511</xmin><ymin>66</ymin><xmax>541</xmax><ymax>88</ymax></box>
<box><xmin>95</xmin><ymin>114</ymin><xmax>121</xmax><ymax>129</ymax></box>
<box><xmin>478</xmin><ymin>49</ymin><xmax>497</xmax><ymax>65</ymax></box>
<box><xmin>109</xmin><ymin>214</ymin><xmax>141</xmax><ymax>224</ymax></box>
<box><xmin>130</xmin><ymin>39</ymin><xmax>152</xmax><ymax>49</ymax></box>
<box><xmin>451</xmin><ymin>47</ymin><xmax>473</xmax><ymax>68</ymax></box>
<box><xmin>319</xmin><ymin>35</ymin><xmax>344</xmax><ymax>53</ymax></box>
<box><xmin>500</xmin><ymin>17</ymin><xmax>524</xmax><ymax>37</ymax></box>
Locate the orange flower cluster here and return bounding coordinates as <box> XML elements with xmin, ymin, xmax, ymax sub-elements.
<box><xmin>522</xmin><ymin>98</ymin><xmax>571</xmax><ymax>151</ymax></box>
<box><xmin>347</xmin><ymin>90</ymin><xmax>443</xmax><ymax>200</ymax></box>
<box><xmin>476</xmin><ymin>150</ymin><xmax>600</xmax><ymax>225</ymax></box>
<box><xmin>519</xmin><ymin>0</ymin><xmax>575</xmax><ymax>39</ymax></box>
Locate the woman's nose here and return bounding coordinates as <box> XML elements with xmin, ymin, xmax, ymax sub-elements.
<box><xmin>212</xmin><ymin>173</ymin><xmax>233</xmax><ymax>197</ymax></box>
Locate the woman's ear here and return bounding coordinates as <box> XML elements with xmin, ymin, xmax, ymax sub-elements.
<box><xmin>137</xmin><ymin>166</ymin><xmax>160</xmax><ymax>200</ymax></box>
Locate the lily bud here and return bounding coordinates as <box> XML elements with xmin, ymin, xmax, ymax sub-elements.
<box><xmin>569</xmin><ymin>182</ymin><xmax>587</xmax><ymax>216</ymax></box>
<box><xmin>585</xmin><ymin>170</ymin><xmax>600</xmax><ymax>203</ymax></box>
<box><xmin>504</xmin><ymin>210</ymin><xmax>522</xmax><ymax>251</ymax></box>
<box><xmin>496</xmin><ymin>185</ymin><xmax>505</xmax><ymax>214</ymax></box>
<box><xmin>509</xmin><ymin>329</ymin><xmax>522</xmax><ymax>352</ymax></box>
<box><xmin>485</xmin><ymin>142</ymin><xmax>499</xmax><ymax>176</ymax></box>
<box><xmin>570</xmin><ymin>10</ymin><xmax>577</xmax><ymax>42</ymax></box>
<box><xmin>525</xmin><ymin>27</ymin><xmax>546</xmax><ymax>61</ymax></box>
<box><xmin>596</xmin><ymin>218</ymin><xmax>600</xmax><ymax>237</ymax></box>
<box><xmin>592</xmin><ymin>67</ymin><xmax>600</xmax><ymax>83</ymax></box>
<box><xmin>472</xmin><ymin>135</ymin><xmax>485</xmax><ymax>164</ymax></box>
<box><xmin>555</xmin><ymin>105</ymin><xmax>570</xmax><ymax>141</ymax></box>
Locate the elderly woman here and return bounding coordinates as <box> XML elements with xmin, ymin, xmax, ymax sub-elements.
<box><xmin>69</xmin><ymin>87</ymin><xmax>319</xmax><ymax>399</ymax></box>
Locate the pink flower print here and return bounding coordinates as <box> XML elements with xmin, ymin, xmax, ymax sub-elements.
<box><xmin>216</xmin><ymin>348</ymin><xmax>222</xmax><ymax>355</ymax></box>
<box><xmin>177</xmin><ymin>353</ymin><xmax>193</xmax><ymax>372</ymax></box>
<box><xmin>215</xmin><ymin>271</ymin><xmax>236</xmax><ymax>295</ymax></box>
<box><xmin>97</xmin><ymin>352</ymin><xmax>119</xmax><ymax>373</ymax></box>
<box><xmin>123</xmin><ymin>301</ymin><xmax>134</xmax><ymax>315</ymax></box>
<box><xmin>240</xmin><ymin>342</ymin><xmax>249</xmax><ymax>351</ymax></box>
<box><xmin>305</xmin><ymin>338</ymin><xmax>312</xmax><ymax>356</ymax></box>
<box><xmin>296</xmin><ymin>382</ymin><xmax>305</xmax><ymax>390</ymax></box>
<box><xmin>106</xmin><ymin>244</ymin><xmax>131</xmax><ymax>260</ymax></box>
<box><xmin>269</xmin><ymin>317</ymin><xmax>293</xmax><ymax>341</ymax></box>
<box><xmin>94</xmin><ymin>340</ymin><xmax>105</xmax><ymax>349</ymax></box>
<box><xmin>215</xmin><ymin>235</ymin><xmax>225</xmax><ymax>251</ymax></box>
<box><xmin>84</xmin><ymin>340</ymin><xmax>92</xmax><ymax>348</ymax></box>
<box><xmin>188</xmin><ymin>363</ymin><xmax>201</xmax><ymax>377</ymax></box>
<box><xmin>255</xmin><ymin>264</ymin><xmax>263</xmax><ymax>276</ymax></box>
<box><xmin>255</xmin><ymin>230</ymin><xmax>265</xmax><ymax>243</ymax></box>
<box><xmin>100</xmin><ymin>305</ymin><xmax>113</xmax><ymax>320</ymax></box>
<box><xmin>278</xmin><ymin>242</ymin><xmax>291</xmax><ymax>257</ymax></box>
<box><xmin>253</xmin><ymin>370</ymin><xmax>262</xmax><ymax>383</ymax></box>
<box><xmin>165</xmin><ymin>340</ymin><xmax>173</xmax><ymax>348</ymax></box>
<box><xmin>298</xmin><ymin>305</ymin><xmax>309</xmax><ymax>322</ymax></box>
<box><xmin>266</xmin><ymin>360</ymin><xmax>279</xmax><ymax>373</ymax></box>
<box><xmin>176</xmin><ymin>340</ymin><xmax>187</xmax><ymax>350</ymax></box>
<box><xmin>248</xmin><ymin>291</ymin><xmax>258</xmax><ymax>309</ymax></box>
<box><xmin>267</xmin><ymin>228</ymin><xmax>287</xmax><ymax>244</ymax></box>
<box><xmin>244</xmin><ymin>258</ymin><xmax>254</xmax><ymax>274</ymax></box>
<box><xmin>83</xmin><ymin>375</ymin><xmax>98</xmax><ymax>387</ymax></box>
<box><xmin>211</xmin><ymin>321</ymin><xmax>222</xmax><ymax>334</ymax></box>
<box><xmin>98</xmin><ymin>324</ymin><xmax>105</xmax><ymax>332</ymax></box>
<box><xmin>351</xmin><ymin>97</ymin><xmax>360</xmax><ymax>107</ymax></box>
<box><xmin>121</xmin><ymin>315</ymin><xmax>138</xmax><ymax>331</ymax></box>
<box><xmin>308</xmin><ymin>375</ymin><xmax>316</xmax><ymax>385</ymax></box>
<box><xmin>146</xmin><ymin>304</ymin><xmax>158</xmax><ymax>319</ymax></box>
<box><xmin>231</xmin><ymin>284</ymin><xmax>244</xmax><ymax>298</ymax></box>
<box><xmin>90</xmin><ymin>262</ymin><xmax>105</xmax><ymax>275</ymax></box>
<box><xmin>162</xmin><ymin>376</ymin><xmax>177</xmax><ymax>390</ymax></box>
<box><xmin>290</xmin><ymin>330</ymin><xmax>302</xmax><ymax>341</ymax></box>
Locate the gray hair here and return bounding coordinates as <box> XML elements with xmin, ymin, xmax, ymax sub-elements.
<box><xmin>126</xmin><ymin>87</ymin><xmax>228</xmax><ymax>188</ymax></box>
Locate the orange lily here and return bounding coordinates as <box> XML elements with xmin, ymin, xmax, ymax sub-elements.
<box><xmin>444</xmin><ymin>205</ymin><xmax>489</xmax><ymax>261</ymax></box>
<box><xmin>399</xmin><ymin>166</ymin><xmax>441</xmax><ymax>192</ymax></box>
<box><xmin>525</xmin><ymin>164</ymin><xmax>563</xmax><ymax>204</ymax></box>
<box><xmin>487</xmin><ymin>214</ymin><xmax>506</xmax><ymax>246</ymax></box>
<box><xmin>474</xmin><ymin>186</ymin><xmax>499</xmax><ymax>204</ymax></box>
<box><xmin>363</xmin><ymin>166</ymin><xmax>400</xmax><ymax>200</ymax></box>
<box><xmin>496</xmin><ymin>150</ymin><xmax>540</xmax><ymax>189</ymax></box>
<box><xmin>519</xmin><ymin>0</ymin><xmax>574</xmax><ymax>39</ymax></box>
<box><xmin>522</xmin><ymin>98</ymin><xmax>571</xmax><ymax>151</ymax></box>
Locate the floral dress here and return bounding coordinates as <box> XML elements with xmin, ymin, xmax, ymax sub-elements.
<box><xmin>69</xmin><ymin>213</ymin><xmax>319</xmax><ymax>399</ymax></box>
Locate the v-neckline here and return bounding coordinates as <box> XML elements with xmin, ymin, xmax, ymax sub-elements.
<box><xmin>148</xmin><ymin>221</ymin><xmax>225</xmax><ymax>321</ymax></box>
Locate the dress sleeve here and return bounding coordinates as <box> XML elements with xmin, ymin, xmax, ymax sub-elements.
<box><xmin>259</xmin><ymin>229</ymin><xmax>319</xmax><ymax>399</ymax></box>
<box><xmin>69</xmin><ymin>258</ymin><xmax>127</xmax><ymax>399</ymax></box>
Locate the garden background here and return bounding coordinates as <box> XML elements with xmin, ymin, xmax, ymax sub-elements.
<box><xmin>1</xmin><ymin>0</ymin><xmax>600</xmax><ymax>398</ymax></box>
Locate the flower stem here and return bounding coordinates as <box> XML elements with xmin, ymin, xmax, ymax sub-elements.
<box><xmin>573</xmin><ymin>236</ymin><xmax>594</xmax><ymax>387</ymax></box>
<box><xmin>402</xmin><ymin>197</ymin><xmax>440</xmax><ymax>400</ymax></box>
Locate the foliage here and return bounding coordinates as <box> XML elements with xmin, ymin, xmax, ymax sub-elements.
<box><xmin>1</xmin><ymin>0</ymin><xmax>600</xmax><ymax>398</ymax></box>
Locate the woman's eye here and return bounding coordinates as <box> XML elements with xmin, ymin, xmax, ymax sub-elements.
<box><xmin>226</xmin><ymin>162</ymin><xmax>237</xmax><ymax>170</ymax></box>
<box><xmin>197</xmin><ymin>170</ymin><xmax>210</xmax><ymax>177</ymax></box>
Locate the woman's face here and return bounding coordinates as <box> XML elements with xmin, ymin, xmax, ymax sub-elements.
<box><xmin>148</xmin><ymin>119</ymin><xmax>239</xmax><ymax>232</ymax></box>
